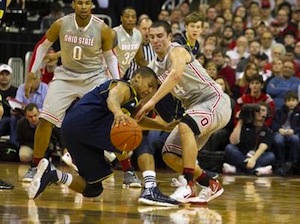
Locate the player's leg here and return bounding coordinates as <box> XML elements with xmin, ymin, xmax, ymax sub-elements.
<box><xmin>23</xmin><ymin>79</ymin><xmax>80</xmax><ymax>182</ymax></box>
<box><xmin>135</xmin><ymin>137</ymin><xmax>179</xmax><ymax>207</ymax></box>
<box><xmin>28</xmin><ymin>106</ymin><xmax>113</xmax><ymax>199</ymax></box>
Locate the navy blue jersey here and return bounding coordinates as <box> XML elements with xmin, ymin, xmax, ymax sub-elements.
<box><xmin>61</xmin><ymin>79</ymin><xmax>140</xmax><ymax>182</ymax></box>
<box><xmin>73</xmin><ymin>79</ymin><xmax>139</xmax><ymax>116</ymax></box>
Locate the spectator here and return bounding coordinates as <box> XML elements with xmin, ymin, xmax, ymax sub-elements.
<box><xmin>173</xmin><ymin>12</ymin><xmax>202</xmax><ymax>56</ymax></box>
<box><xmin>236</xmin><ymin>40</ymin><xmax>261</xmax><ymax>78</ymax></box>
<box><xmin>223</xmin><ymin>102</ymin><xmax>275</xmax><ymax>175</ymax></box>
<box><xmin>212</xmin><ymin>47</ymin><xmax>236</xmax><ymax>92</ymax></box>
<box><xmin>204</xmin><ymin>60</ymin><xmax>218</xmax><ymax>80</ymax></box>
<box><xmin>234</xmin><ymin>74</ymin><xmax>275</xmax><ymax>127</ymax></box>
<box><xmin>260</xmin><ymin>31</ymin><xmax>274</xmax><ymax>62</ymax></box>
<box><xmin>266</xmin><ymin>60</ymin><xmax>300</xmax><ymax>109</ymax></box>
<box><xmin>157</xmin><ymin>9</ymin><xmax>170</xmax><ymax>22</ymax></box>
<box><xmin>234</xmin><ymin>62</ymin><xmax>259</xmax><ymax>100</ymax></box>
<box><xmin>17</xmin><ymin>103</ymin><xmax>40</xmax><ymax>163</ymax></box>
<box><xmin>40</xmin><ymin>2</ymin><xmax>64</xmax><ymax>32</ymax></box>
<box><xmin>203</xmin><ymin>76</ymin><xmax>235</xmax><ymax>152</ymax></box>
<box><xmin>271</xmin><ymin>91</ymin><xmax>300</xmax><ymax>176</ymax></box>
<box><xmin>0</xmin><ymin>64</ymin><xmax>17</xmax><ymax>142</ymax></box>
<box><xmin>9</xmin><ymin>74</ymin><xmax>48</xmax><ymax>147</ymax></box>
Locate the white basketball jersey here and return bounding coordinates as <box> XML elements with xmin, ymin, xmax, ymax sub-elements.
<box><xmin>113</xmin><ymin>25</ymin><xmax>142</xmax><ymax>76</ymax></box>
<box><xmin>148</xmin><ymin>43</ymin><xmax>224</xmax><ymax>110</ymax></box>
<box><xmin>59</xmin><ymin>13</ymin><xmax>106</xmax><ymax>73</ymax></box>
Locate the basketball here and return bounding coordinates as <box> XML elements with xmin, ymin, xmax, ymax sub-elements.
<box><xmin>110</xmin><ymin>121</ymin><xmax>142</xmax><ymax>152</ymax></box>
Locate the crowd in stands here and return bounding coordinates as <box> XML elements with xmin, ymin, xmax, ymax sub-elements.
<box><xmin>1</xmin><ymin>0</ymin><xmax>300</xmax><ymax>178</ymax></box>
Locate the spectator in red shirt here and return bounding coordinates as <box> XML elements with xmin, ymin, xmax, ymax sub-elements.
<box><xmin>234</xmin><ymin>74</ymin><xmax>275</xmax><ymax>127</ymax></box>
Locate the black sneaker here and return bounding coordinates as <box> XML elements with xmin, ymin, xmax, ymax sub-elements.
<box><xmin>0</xmin><ymin>179</ymin><xmax>14</xmax><ymax>190</ymax></box>
<box><xmin>28</xmin><ymin>158</ymin><xmax>58</xmax><ymax>199</ymax></box>
<box><xmin>138</xmin><ymin>186</ymin><xmax>179</xmax><ymax>207</ymax></box>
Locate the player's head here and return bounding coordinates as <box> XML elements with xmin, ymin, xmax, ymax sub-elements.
<box><xmin>130</xmin><ymin>67</ymin><xmax>158</xmax><ymax>99</ymax></box>
<box><xmin>72</xmin><ymin>0</ymin><xmax>93</xmax><ymax>20</ymax></box>
<box><xmin>121</xmin><ymin>7</ymin><xmax>137</xmax><ymax>32</ymax></box>
<box><xmin>149</xmin><ymin>20</ymin><xmax>172</xmax><ymax>56</ymax></box>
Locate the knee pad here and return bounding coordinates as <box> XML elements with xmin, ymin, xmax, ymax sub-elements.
<box><xmin>82</xmin><ymin>181</ymin><xmax>103</xmax><ymax>198</ymax></box>
<box><xmin>181</xmin><ymin>114</ymin><xmax>200</xmax><ymax>135</ymax></box>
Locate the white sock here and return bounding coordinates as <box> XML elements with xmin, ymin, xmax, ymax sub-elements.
<box><xmin>142</xmin><ymin>170</ymin><xmax>156</xmax><ymax>188</ymax></box>
<box><xmin>56</xmin><ymin>170</ymin><xmax>73</xmax><ymax>187</ymax></box>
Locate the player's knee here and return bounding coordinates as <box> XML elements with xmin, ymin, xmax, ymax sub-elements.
<box><xmin>82</xmin><ymin>182</ymin><xmax>103</xmax><ymax>198</ymax></box>
<box><xmin>162</xmin><ymin>150</ymin><xmax>174</xmax><ymax>166</ymax></box>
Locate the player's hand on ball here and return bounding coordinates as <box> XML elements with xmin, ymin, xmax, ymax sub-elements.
<box><xmin>113</xmin><ymin>112</ymin><xmax>132</xmax><ymax>127</ymax></box>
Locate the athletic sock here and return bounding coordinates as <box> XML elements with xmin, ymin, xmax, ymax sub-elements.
<box><xmin>183</xmin><ymin>167</ymin><xmax>195</xmax><ymax>185</ymax></box>
<box><xmin>56</xmin><ymin>170</ymin><xmax>73</xmax><ymax>187</ymax></box>
<box><xmin>142</xmin><ymin>170</ymin><xmax>156</xmax><ymax>188</ymax></box>
<box><xmin>195</xmin><ymin>170</ymin><xmax>210</xmax><ymax>187</ymax></box>
<box><xmin>119</xmin><ymin>158</ymin><xmax>134</xmax><ymax>172</ymax></box>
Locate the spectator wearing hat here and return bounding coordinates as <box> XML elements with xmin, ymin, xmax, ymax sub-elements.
<box><xmin>269</xmin><ymin>20</ymin><xmax>282</xmax><ymax>42</ymax></box>
<box><xmin>0</xmin><ymin>64</ymin><xmax>18</xmax><ymax>144</ymax></box>
<box><xmin>261</xmin><ymin>0</ymin><xmax>273</xmax><ymax>26</ymax></box>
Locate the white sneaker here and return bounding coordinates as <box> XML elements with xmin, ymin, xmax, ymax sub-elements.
<box><xmin>255</xmin><ymin>165</ymin><xmax>272</xmax><ymax>176</ymax></box>
<box><xmin>222</xmin><ymin>163</ymin><xmax>237</xmax><ymax>174</ymax></box>
<box><xmin>62</xmin><ymin>152</ymin><xmax>78</xmax><ymax>172</ymax></box>
<box><xmin>198</xmin><ymin>179</ymin><xmax>224</xmax><ymax>203</ymax></box>
<box><xmin>169</xmin><ymin>175</ymin><xmax>195</xmax><ymax>203</ymax></box>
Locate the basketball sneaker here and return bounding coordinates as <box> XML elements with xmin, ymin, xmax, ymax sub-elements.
<box><xmin>197</xmin><ymin>179</ymin><xmax>224</xmax><ymax>203</ymax></box>
<box><xmin>22</xmin><ymin>167</ymin><xmax>37</xmax><ymax>182</ymax></box>
<box><xmin>138</xmin><ymin>186</ymin><xmax>179</xmax><ymax>207</ymax></box>
<box><xmin>62</xmin><ymin>152</ymin><xmax>78</xmax><ymax>172</ymax></box>
<box><xmin>28</xmin><ymin>158</ymin><xmax>58</xmax><ymax>199</ymax></box>
<box><xmin>0</xmin><ymin>179</ymin><xmax>14</xmax><ymax>190</ymax></box>
<box><xmin>122</xmin><ymin>171</ymin><xmax>142</xmax><ymax>188</ymax></box>
<box><xmin>169</xmin><ymin>175</ymin><xmax>197</xmax><ymax>203</ymax></box>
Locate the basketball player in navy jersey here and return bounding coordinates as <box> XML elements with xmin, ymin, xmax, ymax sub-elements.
<box><xmin>22</xmin><ymin>0</ymin><xmax>120</xmax><ymax>183</ymax></box>
<box><xmin>28</xmin><ymin>67</ymin><xmax>179</xmax><ymax>207</ymax></box>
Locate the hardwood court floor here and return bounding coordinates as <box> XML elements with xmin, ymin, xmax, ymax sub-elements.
<box><xmin>0</xmin><ymin>162</ymin><xmax>299</xmax><ymax>223</ymax></box>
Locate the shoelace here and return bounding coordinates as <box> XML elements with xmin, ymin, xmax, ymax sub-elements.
<box><xmin>171</xmin><ymin>178</ymin><xmax>183</xmax><ymax>187</ymax></box>
<box><xmin>198</xmin><ymin>186</ymin><xmax>212</xmax><ymax>200</ymax></box>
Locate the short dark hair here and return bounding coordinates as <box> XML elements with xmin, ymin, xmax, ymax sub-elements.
<box><xmin>284</xmin><ymin>91</ymin><xmax>298</xmax><ymax>101</ymax></box>
<box><xmin>249</xmin><ymin>74</ymin><xmax>264</xmax><ymax>84</ymax></box>
<box><xmin>24</xmin><ymin>103</ymin><xmax>39</xmax><ymax>113</ymax></box>
<box><xmin>132</xmin><ymin>66</ymin><xmax>157</xmax><ymax>80</ymax></box>
<box><xmin>151</xmin><ymin>20</ymin><xmax>172</xmax><ymax>35</ymax></box>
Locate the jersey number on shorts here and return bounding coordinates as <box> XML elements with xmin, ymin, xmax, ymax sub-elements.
<box><xmin>122</xmin><ymin>52</ymin><xmax>135</xmax><ymax>65</ymax></box>
<box><xmin>72</xmin><ymin>46</ymin><xmax>82</xmax><ymax>60</ymax></box>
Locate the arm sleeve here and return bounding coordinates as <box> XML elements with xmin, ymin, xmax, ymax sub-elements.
<box><xmin>29</xmin><ymin>36</ymin><xmax>54</xmax><ymax>73</ymax></box>
<box><xmin>103</xmin><ymin>50</ymin><xmax>120</xmax><ymax>79</ymax></box>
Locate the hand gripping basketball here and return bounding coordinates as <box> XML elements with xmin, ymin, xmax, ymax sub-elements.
<box><xmin>110</xmin><ymin>120</ymin><xmax>142</xmax><ymax>152</ymax></box>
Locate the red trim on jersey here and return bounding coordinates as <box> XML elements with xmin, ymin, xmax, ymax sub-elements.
<box><xmin>28</xmin><ymin>35</ymin><xmax>47</xmax><ymax>72</ymax></box>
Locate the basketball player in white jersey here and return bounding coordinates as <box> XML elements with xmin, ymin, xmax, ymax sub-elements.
<box><xmin>23</xmin><ymin>0</ymin><xmax>119</xmax><ymax>183</ymax></box>
<box><xmin>113</xmin><ymin>7</ymin><xmax>147</xmax><ymax>78</ymax></box>
<box><xmin>136</xmin><ymin>21</ymin><xmax>232</xmax><ymax>205</ymax></box>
